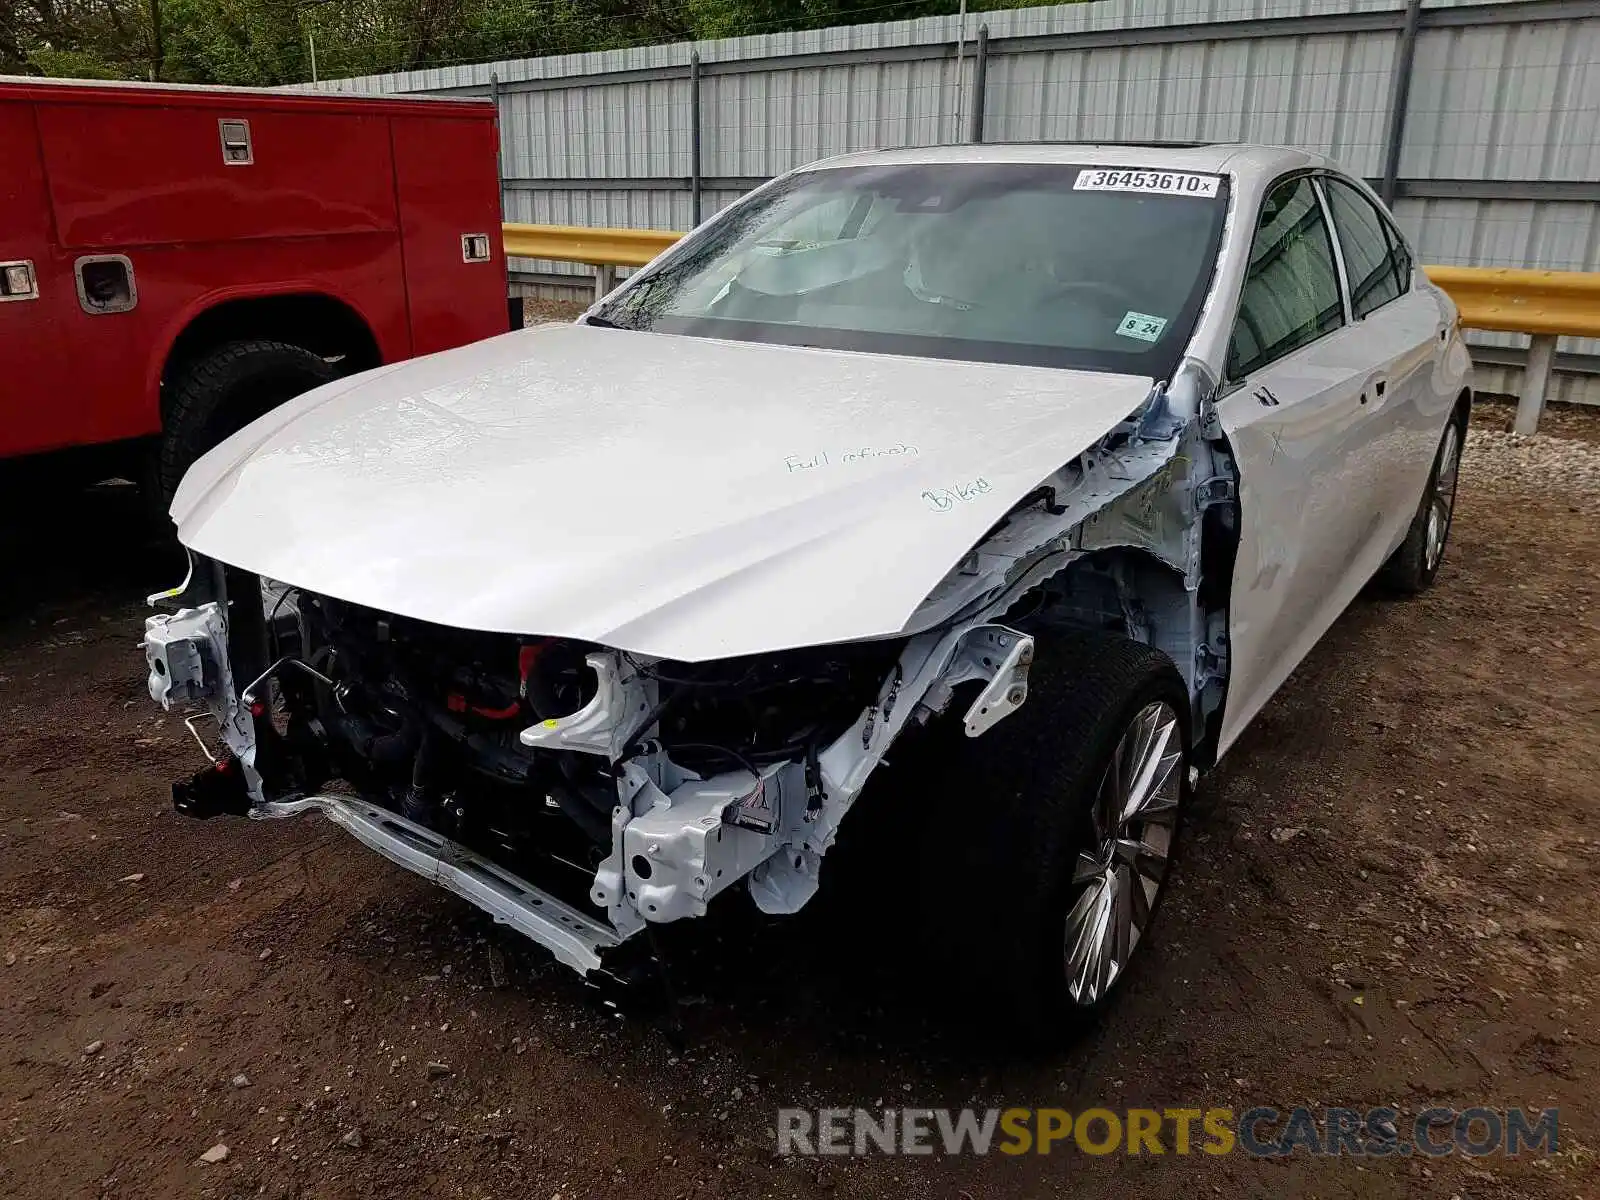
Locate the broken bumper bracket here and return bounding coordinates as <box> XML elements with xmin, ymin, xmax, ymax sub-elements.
<box><xmin>253</xmin><ymin>794</ymin><xmax>623</xmax><ymax>976</ymax></box>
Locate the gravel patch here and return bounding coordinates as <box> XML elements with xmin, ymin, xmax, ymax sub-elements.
<box><xmin>1470</xmin><ymin>397</ymin><xmax>1600</xmax><ymax>445</ymax></box>
<box><xmin>1463</xmin><ymin>426</ymin><xmax>1600</xmax><ymax>513</ymax></box>
<box><xmin>518</xmin><ymin>297</ymin><xmax>585</xmax><ymax>325</ymax></box>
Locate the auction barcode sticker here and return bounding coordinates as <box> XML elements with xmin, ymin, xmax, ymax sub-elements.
<box><xmin>1074</xmin><ymin>169</ymin><xmax>1222</xmax><ymax>198</ymax></box>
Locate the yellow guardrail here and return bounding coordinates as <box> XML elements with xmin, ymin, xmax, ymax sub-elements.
<box><xmin>503</xmin><ymin>223</ymin><xmax>1598</xmax><ymax>431</ymax></box>
<box><xmin>1423</xmin><ymin>266</ymin><xmax>1600</xmax><ymax>340</ymax></box>
<box><xmin>502</xmin><ymin>222</ymin><xmax>681</xmax><ymax>269</ymax></box>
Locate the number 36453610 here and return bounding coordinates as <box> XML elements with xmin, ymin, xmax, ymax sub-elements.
<box><xmin>1074</xmin><ymin>169</ymin><xmax>1221</xmax><ymax>198</ymax></box>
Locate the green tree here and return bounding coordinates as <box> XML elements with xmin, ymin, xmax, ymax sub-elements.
<box><xmin>10</xmin><ymin>0</ymin><xmax>157</xmax><ymax>78</ymax></box>
<box><xmin>6</xmin><ymin>0</ymin><xmax>1049</xmax><ymax>85</ymax></box>
<box><xmin>158</xmin><ymin>0</ymin><xmax>309</xmax><ymax>84</ymax></box>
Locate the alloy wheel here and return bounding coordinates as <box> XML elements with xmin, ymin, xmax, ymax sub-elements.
<box><xmin>1063</xmin><ymin>700</ymin><xmax>1184</xmax><ymax>1006</ymax></box>
<box><xmin>1425</xmin><ymin>422</ymin><xmax>1463</xmax><ymax>572</ymax></box>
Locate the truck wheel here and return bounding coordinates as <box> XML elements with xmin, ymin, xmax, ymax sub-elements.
<box><xmin>913</xmin><ymin>630</ymin><xmax>1190</xmax><ymax>1041</ymax></box>
<box><xmin>158</xmin><ymin>340</ymin><xmax>335</xmax><ymax>503</ymax></box>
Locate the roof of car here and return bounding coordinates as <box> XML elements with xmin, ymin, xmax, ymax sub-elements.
<box><xmin>800</xmin><ymin>141</ymin><xmax>1330</xmax><ymax>180</ymax></box>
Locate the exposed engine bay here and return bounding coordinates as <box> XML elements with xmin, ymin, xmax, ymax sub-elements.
<box><xmin>143</xmin><ymin>363</ymin><xmax>1238</xmax><ymax>980</ymax></box>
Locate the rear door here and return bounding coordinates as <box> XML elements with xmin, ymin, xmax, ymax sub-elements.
<box><xmin>1320</xmin><ymin>174</ymin><xmax>1450</xmax><ymax>565</ymax></box>
<box><xmin>1215</xmin><ymin>174</ymin><xmax>1378</xmax><ymax>754</ymax></box>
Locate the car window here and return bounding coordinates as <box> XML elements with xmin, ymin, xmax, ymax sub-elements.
<box><xmin>1324</xmin><ymin>177</ymin><xmax>1407</xmax><ymax>318</ymax></box>
<box><xmin>590</xmin><ymin>162</ymin><xmax>1229</xmax><ymax>378</ymax></box>
<box><xmin>1227</xmin><ymin>175</ymin><xmax>1345</xmax><ymax>379</ymax></box>
<box><xmin>1383</xmin><ymin>206</ymin><xmax>1414</xmax><ymax>290</ymax></box>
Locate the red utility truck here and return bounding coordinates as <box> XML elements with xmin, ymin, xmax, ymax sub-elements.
<box><xmin>0</xmin><ymin>76</ymin><xmax>509</xmax><ymax>500</ymax></box>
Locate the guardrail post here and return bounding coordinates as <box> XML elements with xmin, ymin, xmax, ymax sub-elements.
<box><xmin>1515</xmin><ymin>335</ymin><xmax>1557</xmax><ymax>435</ymax></box>
<box><xmin>490</xmin><ymin>72</ymin><xmax>505</xmax><ymax>219</ymax></box>
<box><xmin>594</xmin><ymin>264</ymin><xmax>617</xmax><ymax>303</ymax></box>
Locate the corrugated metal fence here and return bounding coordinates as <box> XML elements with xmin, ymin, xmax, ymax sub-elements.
<box><xmin>318</xmin><ymin>0</ymin><xmax>1600</xmax><ymax>404</ymax></box>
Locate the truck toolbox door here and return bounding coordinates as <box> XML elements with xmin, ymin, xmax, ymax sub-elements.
<box><xmin>390</xmin><ymin>112</ymin><xmax>508</xmax><ymax>354</ymax></box>
<box><xmin>0</xmin><ymin>102</ymin><xmax>80</xmax><ymax>459</ymax></box>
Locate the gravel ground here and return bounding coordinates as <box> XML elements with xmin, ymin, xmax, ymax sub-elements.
<box><xmin>1</xmin><ymin>398</ymin><xmax>1596</xmax><ymax>1200</ymax></box>
<box><xmin>1463</xmin><ymin>423</ymin><xmax>1600</xmax><ymax>514</ymax></box>
<box><xmin>1471</xmin><ymin>397</ymin><xmax>1600</xmax><ymax>446</ymax></box>
<box><xmin>518</xmin><ymin>297</ymin><xmax>587</xmax><ymax>325</ymax></box>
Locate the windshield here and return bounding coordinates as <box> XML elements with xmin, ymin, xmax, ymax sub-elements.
<box><xmin>590</xmin><ymin>162</ymin><xmax>1228</xmax><ymax>376</ymax></box>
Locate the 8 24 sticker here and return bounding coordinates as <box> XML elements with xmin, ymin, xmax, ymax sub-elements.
<box><xmin>1116</xmin><ymin>311</ymin><xmax>1168</xmax><ymax>343</ymax></box>
<box><xmin>1074</xmin><ymin>169</ymin><xmax>1221</xmax><ymax>198</ymax></box>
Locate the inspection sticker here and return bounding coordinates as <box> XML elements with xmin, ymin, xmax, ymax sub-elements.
<box><xmin>1074</xmin><ymin>169</ymin><xmax>1221</xmax><ymax>197</ymax></box>
<box><xmin>1116</xmin><ymin>311</ymin><xmax>1168</xmax><ymax>342</ymax></box>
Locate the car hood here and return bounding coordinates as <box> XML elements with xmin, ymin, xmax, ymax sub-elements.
<box><xmin>173</xmin><ymin>324</ymin><xmax>1153</xmax><ymax>661</ymax></box>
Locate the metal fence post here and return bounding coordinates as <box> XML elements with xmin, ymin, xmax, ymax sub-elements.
<box><xmin>489</xmin><ymin>72</ymin><xmax>505</xmax><ymax>219</ymax></box>
<box><xmin>594</xmin><ymin>264</ymin><xmax>617</xmax><ymax>303</ymax></box>
<box><xmin>1515</xmin><ymin>335</ymin><xmax>1557</xmax><ymax>435</ymax></box>
<box><xmin>969</xmin><ymin>26</ymin><xmax>990</xmax><ymax>144</ymax></box>
<box><xmin>690</xmin><ymin>52</ymin><xmax>703</xmax><ymax>227</ymax></box>
<box><xmin>1380</xmin><ymin>0</ymin><xmax>1423</xmax><ymax>206</ymax></box>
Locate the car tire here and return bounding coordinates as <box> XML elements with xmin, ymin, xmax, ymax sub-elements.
<box><xmin>912</xmin><ymin>630</ymin><xmax>1190</xmax><ymax>1042</ymax></box>
<box><xmin>1377</xmin><ymin>408</ymin><xmax>1467</xmax><ymax>596</ymax></box>
<box><xmin>157</xmin><ymin>340</ymin><xmax>336</xmax><ymax>504</ymax></box>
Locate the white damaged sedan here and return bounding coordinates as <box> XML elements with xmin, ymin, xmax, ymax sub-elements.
<box><xmin>145</xmin><ymin>143</ymin><xmax>1471</xmax><ymax>1029</ymax></box>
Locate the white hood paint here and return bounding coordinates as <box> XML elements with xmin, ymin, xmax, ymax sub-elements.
<box><xmin>173</xmin><ymin>324</ymin><xmax>1152</xmax><ymax>661</ymax></box>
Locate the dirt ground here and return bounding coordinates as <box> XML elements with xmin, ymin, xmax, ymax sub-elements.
<box><xmin>3</xmin><ymin>413</ymin><xmax>1597</xmax><ymax>1200</ymax></box>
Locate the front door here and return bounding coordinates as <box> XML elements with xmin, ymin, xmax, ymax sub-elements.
<box><xmin>1215</xmin><ymin>174</ymin><xmax>1377</xmax><ymax>755</ymax></box>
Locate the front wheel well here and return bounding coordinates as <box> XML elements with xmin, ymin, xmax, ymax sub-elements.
<box><xmin>160</xmin><ymin>294</ymin><xmax>380</xmax><ymax>420</ymax></box>
<box><xmin>1009</xmin><ymin>544</ymin><xmax>1229</xmax><ymax>768</ymax></box>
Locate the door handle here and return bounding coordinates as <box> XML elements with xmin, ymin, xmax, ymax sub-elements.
<box><xmin>1</xmin><ymin>260</ymin><xmax>40</xmax><ymax>301</ymax></box>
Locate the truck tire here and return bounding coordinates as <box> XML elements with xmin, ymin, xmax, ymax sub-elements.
<box><xmin>158</xmin><ymin>339</ymin><xmax>335</xmax><ymax>503</ymax></box>
<box><xmin>912</xmin><ymin>630</ymin><xmax>1191</xmax><ymax>1042</ymax></box>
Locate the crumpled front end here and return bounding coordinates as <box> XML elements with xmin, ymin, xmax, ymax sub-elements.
<box><xmin>141</xmin><ymin>553</ymin><xmax>1036</xmax><ymax>977</ymax></box>
<box><xmin>142</xmin><ymin>538</ymin><xmax>1060</xmax><ymax>980</ymax></box>
<box><xmin>143</xmin><ymin>361</ymin><xmax>1237</xmax><ymax>983</ymax></box>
